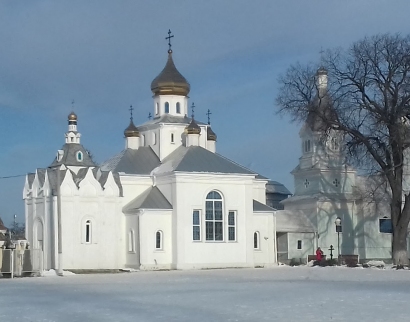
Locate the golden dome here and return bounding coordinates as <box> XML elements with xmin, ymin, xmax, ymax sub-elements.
<box><xmin>207</xmin><ymin>126</ymin><xmax>217</xmax><ymax>141</ymax></box>
<box><xmin>124</xmin><ymin>120</ymin><xmax>140</xmax><ymax>138</ymax></box>
<box><xmin>68</xmin><ymin>111</ymin><xmax>77</xmax><ymax>121</ymax></box>
<box><xmin>186</xmin><ymin>118</ymin><xmax>201</xmax><ymax>135</ymax></box>
<box><xmin>151</xmin><ymin>51</ymin><xmax>190</xmax><ymax>96</ymax></box>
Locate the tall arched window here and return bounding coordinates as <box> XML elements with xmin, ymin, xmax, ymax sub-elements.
<box><xmin>176</xmin><ymin>102</ymin><xmax>181</xmax><ymax>114</ymax></box>
<box><xmin>165</xmin><ymin>102</ymin><xmax>170</xmax><ymax>114</ymax></box>
<box><xmin>205</xmin><ymin>191</ymin><xmax>223</xmax><ymax>241</ymax></box>
<box><xmin>254</xmin><ymin>231</ymin><xmax>260</xmax><ymax>249</ymax></box>
<box><xmin>155</xmin><ymin>102</ymin><xmax>159</xmax><ymax>115</ymax></box>
<box><xmin>304</xmin><ymin>140</ymin><xmax>311</xmax><ymax>153</ymax></box>
<box><xmin>85</xmin><ymin>220</ymin><xmax>92</xmax><ymax>244</ymax></box>
<box><xmin>155</xmin><ymin>231</ymin><xmax>163</xmax><ymax>250</ymax></box>
<box><xmin>171</xmin><ymin>133</ymin><xmax>174</xmax><ymax>143</ymax></box>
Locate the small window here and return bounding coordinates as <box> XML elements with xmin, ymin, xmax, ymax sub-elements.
<box><xmin>76</xmin><ymin>151</ymin><xmax>83</xmax><ymax>162</ymax></box>
<box><xmin>156</xmin><ymin>231</ymin><xmax>163</xmax><ymax>249</ymax></box>
<box><xmin>193</xmin><ymin>210</ymin><xmax>201</xmax><ymax>241</ymax></box>
<box><xmin>128</xmin><ymin>230</ymin><xmax>135</xmax><ymax>253</ymax></box>
<box><xmin>254</xmin><ymin>232</ymin><xmax>260</xmax><ymax>249</ymax></box>
<box><xmin>85</xmin><ymin>220</ymin><xmax>91</xmax><ymax>243</ymax></box>
<box><xmin>304</xmin><ymin>140</ymin><xmax>311</xmax><ymax>153</ymax></box>
<box><xmin>153</xmin><ymin>133</ymin><xmax>157</xmax><ymax>145</ymax></box>
<box><xmin>171</xmin><ymin>133</ymin><xmax>174</xmax><ymax>143</ymax></box>
<box><xmin>142</xmin><ymin>134</ymin><xmax>146</xmax><ymax>146</ymax></box>
<box><xmin>155</xmin><ymin>102</ymin><xmax>159</xmax><ymax>115</ymax></box>
<box><xmin>228</xmin><ymin>211</ymin><xmax>236</xmax><ymax>241</ymax></box>
<box><xmin>297</xmin><ymin>240</ymin><xmax>302</xmax><ymax>250</ymax></box>
<box><xmin>176</xmin><ymin>102</ymin><xmax>181</xmax><ymax>114</ymax></box>
<box><xmin>379</xmin><ymin>217</ymin><xmax>393</xmax><ymax>233</ymax></box>
<box><xmin>165</xmin><ymin>102</ymin><xmax>170</xmax><ymax>114</ymax></box>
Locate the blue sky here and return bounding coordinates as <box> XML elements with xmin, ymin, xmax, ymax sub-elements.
<box><xmin>1</xmin><ymin>0</ymin><xmax>409</xmax><ymax>226</ymax></box>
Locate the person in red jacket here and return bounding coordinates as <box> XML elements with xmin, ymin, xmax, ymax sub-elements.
<box><xmin>316</xmin><ymin>247</ymin><xmax>324</xmax><ymax>261</ymax></box>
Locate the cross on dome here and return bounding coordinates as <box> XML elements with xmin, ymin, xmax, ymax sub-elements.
<box><xmin>129</xmin><ymin>105</ymin><xmax>134</xmax><ymax>121</ymax></box>
<box><xmin>206</xmin><ymin>109</ymin><xmax>212</xmax><ymax>125</ymax></box>
<box><xmin>166</xmin><ymin>29</ymin><xmax>174</xmax><ymax>53</ymax></box>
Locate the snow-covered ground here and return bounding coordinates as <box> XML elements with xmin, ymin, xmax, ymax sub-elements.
<box><xmin>1</xmin><ymin>266</ymin><xmax>410</xmax><ymax>321</ymax></box>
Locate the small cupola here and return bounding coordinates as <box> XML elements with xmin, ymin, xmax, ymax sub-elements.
<box><xmin>186</xmin><ymin>118</ymin><xmax>201</xmax><ymax>135</ymax></box>
<box><xmin>65</xmin><ymin>111</ymin><xmax>81</xmax><ymax>144</ymax></box>
<box><xmin>124</xmin><ymin>105</ymin><xmax>140</xmax><ymax>150</ymax></box>
<box><xmin>207</xmin><ymin>126</ymin><xmax>217</xmax><ymax>141</ymax></box>
<box><xmin>124</xmin><ymin>120</ymin><xmax>140</xmax><ymax>138</ymax></box>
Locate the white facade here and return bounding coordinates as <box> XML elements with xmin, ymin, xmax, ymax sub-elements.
<box><xmin>24</xmin><ymin>49</ymin><xmax>278</xmax><ymax>271</ymax></box>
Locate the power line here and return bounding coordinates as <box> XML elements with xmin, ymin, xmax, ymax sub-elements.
<box><xmin>0</xmin><ymin>174</ymin><xmax>27</xmax><ymax>180</ymax></box>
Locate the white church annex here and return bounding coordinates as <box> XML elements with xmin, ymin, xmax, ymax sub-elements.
<box><xmin>24</xmin><ymin>43</ymin><xmax>279</xmax><ymax>271</ymax></box>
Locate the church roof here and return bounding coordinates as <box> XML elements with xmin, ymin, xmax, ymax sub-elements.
<box><xmin>150</xmin><ymin>51</ymin><xmax>190</xmax><ymax>96</ymax></box>
<box><xmin>0</xmin><ymin>217</ymin><xmax>7</xmax><ymax>232</ymax></box>
<box><xmin>50</xmin><ymin>143</ymin><xmax>96</xmax><ymax>167</ymax></box>
<box><xmin>275</xmin><ymin>210</ymin><xmax>316</xmax><ymax>233</ymax></box>
<box><xmin>253</xmin><ymin>200</ymin><xmax>275</xmax><ymax>212</ymax></box>
<box><xmin>266</xmin><ymin>180</ymin><xmax>292</xmax><ymax>196</ymax></box>
<box><xmin>123</xmin><ymin>186</ymin><xmax>172</xmax><ymax>213</ymax></box>
<box><xmin>138</xmin><ymin>114</ymin><xmax>206</xmax><ymax>131</ymax></box>
<box><xmin>153</xmin><ymin>146</ymin><xmax>257</xmax><ymax>176</ymax></box>
<box><xmin>100</xmin><ymin>147</ymin><xmax>160</xmax><ymax>175</ymax></box>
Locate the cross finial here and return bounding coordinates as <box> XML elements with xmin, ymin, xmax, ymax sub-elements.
<box><xmin>166</xmin><ymin>29</ymin><xmax>174</xmax><ymax>53</ymax></box>
<box><xmin>129</xmin><ymin>105</ymin><xmax>134</xmax><ymax>121</ymax></box>
<box><xmin>319</xmin><ymin>47</ymin><xmax>325</xmax><ymax>65</ymax></box>
<box><xmin>206</xmin><ymin>109</ymin><xmax>212</xmax><ymax>125</ymax></box>
<box><xmin>148</xmin><ymin>112</ymin><xmax>152</xmax><ymax>120</ymax></box>
<box><xmin>191</xmin><ymin>102</ymin><xmax>195</xmax><ymax>119</ymax></box>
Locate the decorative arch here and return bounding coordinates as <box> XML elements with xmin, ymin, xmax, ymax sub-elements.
<box><xmin>128</xmin><ymin>229</ymin><xmax>135</xmax><ymax>252</ymax></box>
<box><xmin>33</xmin><ymin>217</ymin><xmax>44</xmax><ymax>251</ymax></box>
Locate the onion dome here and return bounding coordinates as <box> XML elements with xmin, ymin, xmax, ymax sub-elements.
<box><xmin>186</xmin><ymin>118</ymin><xmax>201</xmax><ymax>135</ymax></box>
<box><xmin>68</xmin><ymin>111</ymin><xmax>77</xmax><ymax>121</ymax></box>
<box><xmin>207</xmin><ymin>126</ymin><xmax>217</xmax><ymax>141</ymax></box>
<box><xmin>151</xmin><ymin>51</ymin><xmax>190</xmax><ymax>96</ymax></box>
<box><xmin>124</xmin><ymin>120</ymin><xmax>140</xmax><ymax>137</ymax></box>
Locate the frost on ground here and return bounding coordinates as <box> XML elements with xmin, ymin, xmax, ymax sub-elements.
<box><xmin>1</xmin><ymin>266</ymin><xmax>410</xmax><ymax>322</ymax></box>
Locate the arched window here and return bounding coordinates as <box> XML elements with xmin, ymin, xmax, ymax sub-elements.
<box><xmin>205</xmin><ymin>191</ymin><xmax>223</xmax><ymax>241</ymax></box>
<box><xmin>176</xmin><ymin>102</ymin><xmax>181</xmax><ymax>114</ymax></box>
<box><xmin>254</xmin><ymin>231</ymin><xmax>259</xmax><ymax>249</ymax></box>
<box><xmin>85</xmin><ymin>220</ymin><xmax>91</xmax><ymax>244</ymax></box>
<box><xmin>171</xmin><ymin>133</ymin><xmax>174</xmax><ymax>143</ymax></box>
<box><xmin>76</xmin><ymin>151</ymin><xmax>83</xmax><ymax>162</ymax></box>
<box><xmin>153</xmin><ymin>133</ymin><xmax>157</xmax><ymax>145</ymax></box>
<box><xmin>155</xmin><ymin>102</ymin><xmax>159</xmax><ymax>115</ymax></box>
<box><xmin>128</xmin><ymin>229</ymin><xmax>135</xmax><ymax>253</ymax></box>
<box><xmin>155</xmin><ymin>231</ymin><xmax>163</xmax><ymax>250</ymax></box>
<box><xmin>165</xmin><ymin>102</ymin><xmax>170</xmax><ymax>114</ymax></box>
<box><xmin>142</xmin><ymin>134</ymin><xmax>146</xmax><ymax>146</ymax></box>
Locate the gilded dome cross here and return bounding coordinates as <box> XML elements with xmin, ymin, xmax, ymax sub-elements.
<box><xmin>166</xmin><ymin>29</ymin><xmax>174</xmax><ymax>52</ymax></box>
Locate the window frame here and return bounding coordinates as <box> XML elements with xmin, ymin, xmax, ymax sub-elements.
<box><xmin>253</xmin><ymin>231</ymin><xmax>260</xmax><ymax>250</ymax></box>
<box><xmin>205</xmin><ymin>191</ymin><xmax>224</xmax><ymax>242</ymax></box>
<box><xmin>165</xmin><ymin>102</ymin><xmax>170</xmax><ymax>114</ymax></box>
<box><xmin>379</xmin><ymin>217</ymin><xmax>393</xmax><ymax>234</ymax></box>
<box><xmin>128</xmin><ymin>229</ymin><xmax>135</xmax><ymax>253</ymax></box>
<box><xmin>193</xmin><ymin>210</ymin><xmax>201</xmax><ymax>241</ymax></box>
<box><xmin>228</xmin><ymin>211</ymin><xmax>236</xmax><ymax>242</ymax></box>
<box><xmin>85</xmin><ymin>220</ymin><xmax>91</xmax><ymax>244</ymax></box>
<box><xmin>297</xmin><ymin>240</ymin><xmax>302</xmax><ymax>250</ymax></box>
<box><xmin>155</xmin><ymin>230</ymin><xmax>163</xmax><ymax>250</ymax></box>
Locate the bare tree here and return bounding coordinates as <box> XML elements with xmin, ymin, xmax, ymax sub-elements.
<box><xmin>276</xmin><ymin>34</ymin><xmax>410</xmax><ymax>266</ymax></box>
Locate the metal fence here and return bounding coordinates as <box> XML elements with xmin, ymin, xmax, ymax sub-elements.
<box><xmin>0</xmin><ymin>248</ymin><xmax>43</xmax><ymax>278</ymax></box>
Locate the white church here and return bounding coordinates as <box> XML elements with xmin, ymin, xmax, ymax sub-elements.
<box><xmin>24</xmin><ymin>41</ymin><xmax>404</xmax><ymax>271</ymax></box>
